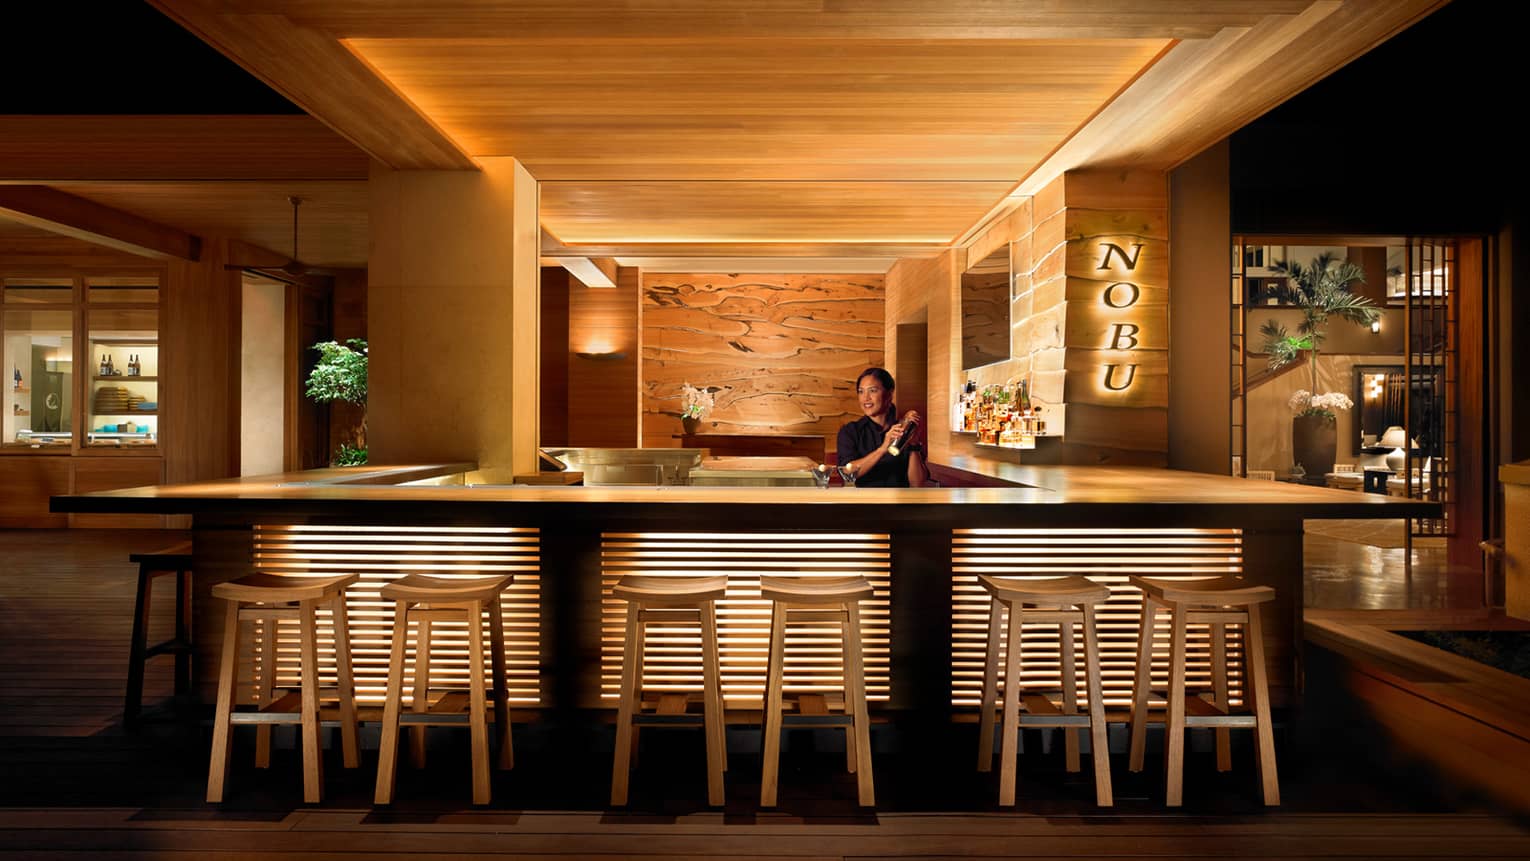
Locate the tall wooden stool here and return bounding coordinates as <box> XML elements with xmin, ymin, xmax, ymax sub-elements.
<box><xmin>375</xmin><ymin>573</ymin><xmax>516</xmax><ymax>805</ymax></box>
<box><xmin>124</xmin><ymin>542</ymin><xmax>194</xmax><ymax>729</ymax></box>
<box><xmin>760</xmin><ymin>575</ymin><xmax>875</xmax><ymax>808</ymax></box>
<box><xmin>207</xmin><ymin>572</ymin><xmax>360</xmax><ymax>804</ymax></box>
<box><xmin>610</xmin><ymin>574</ymin><xmax>728</xmax><ymax>807</ymax></box>
<box><xmin>1126</xmin><ymin>576</ymin><xmax>1279</xmax><ymax>806</ymax></box>
<box><xmin>975</xmin><ymin>575</ymin><xmax>1113</xmax><ymax>806</ymax></box>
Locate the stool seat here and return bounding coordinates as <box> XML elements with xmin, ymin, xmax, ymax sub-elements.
<box><xmin>612</xmin><ymin>574</ymin><xmax>728</xmax><ymax>604</ymax></box>
<box><xmin>379</xmin><ymin>572</ymin><xmax>515</xmax><ymax>603</ymax></box>
<box><xmin>213</xmin><ymin>572</ymin><xmax>358</xmax><ymax>604</ymax></box>
<box><xmin>129</xmin><ymin>542</ymin><xmax>192</xmax><ymax>567</ymax></box>
<box><xmin>1129</xmin><ymin>575</ymin><xmax>1274</xmax><ymax>606</ymax></box>
<box><xmin>979</xmin><ymin>574</ymin><xmax>1110</xmax><ymax>606</ymax></box>
<box><xmin>760</xmin><ymin>574</ymin><xmax>873</xmax><ymax>603</ymax></box>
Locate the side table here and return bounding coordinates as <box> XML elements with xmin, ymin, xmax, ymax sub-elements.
<box><xmin>1363</xmin><ymin>468</ymin><xmax>1394</xmax><ymax>494</ymax></box>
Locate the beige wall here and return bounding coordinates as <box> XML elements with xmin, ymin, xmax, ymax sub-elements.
<box><xmin>240</xmin><ymin>276</ymin><xmax>285</xmax><ymax>476</ymax></box>
<box><xmin>368</xmin><ymin>157</ymin><xmax>539</xmax><ymax>472</ymax></box>
<box><xmin>1169</xmin><ymin>141</ymin><xmax>1231</xmax><ymax>474</ymax></box>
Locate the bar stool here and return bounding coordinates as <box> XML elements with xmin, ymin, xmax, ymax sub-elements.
<box><xmin>375</xmin><ymin>573</ymin><xmax>516</xmax><ymax>806</ymax></box>
<box><xmin>124</xmin><ymin>542</ymin><xmax>194</xmax><ymax>729</ymax></box>
<box><xmin>760</xmin><ymin>575</ymin><xmax>875</xmax><ymax>808</ymax></box>
<box><xmin>610</xmin><ymin>574</ymin><xmax>728</xmax><ymax>807</ymax></box>
<box><xmin>975</xmin><ymin>575</ymin><xmax>1113</xmax><ymax>807</ymax></box>
<box><xmin>207</xmin><ymin>572</ymin><xmax>360</xmax><ymax>804</ymax></box>
<box><xmin>1126</xmin><ymin>576</ymin><xmax>1278</xmax><ymax>806</ymax></box>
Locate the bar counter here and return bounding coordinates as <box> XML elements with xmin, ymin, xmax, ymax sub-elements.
<box><xmin>53</xmin><ymin>460</ymin><xmax>1438</xmax><ymax>724</ymax></box>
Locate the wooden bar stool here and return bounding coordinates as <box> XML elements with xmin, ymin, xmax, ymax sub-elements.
<box><xmin>206</xmin><ymin>572</ymin><xmax>360</xmax><ymax>804</ymax></box>
<box><xmin>375</xmin><ymin>573</ymin><xmax>516</xmax><ymax>806</ymax></box>
<box><xmin>124</xmin><ymin>541</ymin><xmax>194</xmax><ymax>729</ymax></box>
<box><xmin>1126</xmin><ymin>576</ymin><xmax>1279</xmax><ymax>806</ymax></box>
<box><xmin>975</xmin><ymin>575</ymin><xmax>1113</xmax><ymax>807</ymax></box>
<box><xmin>610</xmin><ymin>574</ymin><xmax>728</xmax><ymax>807</ymax></box>
<box><xmin>760</xmin><ymin>575</ymin><xmax>875</xmax><ymax>808</ymax></box>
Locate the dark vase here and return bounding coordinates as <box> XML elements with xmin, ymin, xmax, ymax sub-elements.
<box><xmin>682</xmin><ymin>416</ymin><xmax>701</xmax><ymax>435</ymax></box>
<box><xmin>1291</xmin><ymin>413</ymin><xmax>1337</xmax><ymax>476</ymax></box>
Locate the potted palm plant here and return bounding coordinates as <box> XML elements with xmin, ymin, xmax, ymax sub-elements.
<box><xmin>1258</xmin><ymin>252</ymin><xmax>1380</xmax><ymax>476</ymax></box>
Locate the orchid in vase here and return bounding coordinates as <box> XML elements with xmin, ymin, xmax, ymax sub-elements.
<box><xmin>680</xmin><ymin>382</ymin><xmax>715</xmax><ymax>422</ymax></box>
<box><xmin>1288</xmin><ymin>389</ymin><xmax>1353</xmax><ymax>423</ymax></box>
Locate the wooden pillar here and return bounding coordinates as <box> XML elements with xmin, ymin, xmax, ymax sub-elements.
<box><xmin>367</xmin><ymin>158</ymin><xmax>539</xmax><ymax>474</ymax></box>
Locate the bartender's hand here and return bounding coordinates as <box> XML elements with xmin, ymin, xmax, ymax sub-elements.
<box><xmin>886</xmin><ymin>410</ymin><xmax>922</xmax><ymax>448</ymax></box>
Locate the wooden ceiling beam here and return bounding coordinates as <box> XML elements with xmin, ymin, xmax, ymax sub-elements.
<box><xmin>0</xmin><ymin>116</ymin><xmax>368</xmax><ymax>182</ymax></box>
<box><xmin>556</xmin><ymin>257</ymin><xmax>619</xmax><ymax>289</ymax></box>
<box><xmin>0</xmin><ymin>186</ymin><xmax>201</xmax><ymax>261</ymax></box>
<box><xmin>540</xmin><ymin>238</ymin><xmax>949</xmax><ymax>260</ymax></box>
<box><xmin>256</xmin><ymin>0</ymin><xmax>1314</xmax><ymax>40</ymax></box>
<box><xmin>148</xmin><ymin>0</ymin><xmax>476</xmax><ymax>171</ymax></box>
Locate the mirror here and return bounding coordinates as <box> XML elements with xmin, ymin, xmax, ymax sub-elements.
<box><xmin>1352</xmin><ymin>364</ymin><xmax>1445</xmax><ymax>457</ymax></box>
<box><xmin>961</xmin><ymin>243</ymin><xmax>1010</xmax><ymax>370</ymax></box>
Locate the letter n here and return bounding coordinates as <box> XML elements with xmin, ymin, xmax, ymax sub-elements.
<box><xmin>1097</xmin><ymin>242</ymin><xmax>1144</xmax><ymax>271</ymax></box>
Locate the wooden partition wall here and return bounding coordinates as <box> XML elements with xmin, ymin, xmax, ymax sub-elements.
<box><xmin>641</xmin><ymin>273</ymin><xmax>884</xmax><ymax>453</ymax></box>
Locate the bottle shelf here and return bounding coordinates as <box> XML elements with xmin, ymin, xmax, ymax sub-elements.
<box><xmin>94</xmin><ymin>410</ymin><xmax>158</xmax><ymax>416</ymax></box>
<box><xmin>93</xmin><ymin>375</ymin><xmax>157</xmax><ymax>382</ymax></box>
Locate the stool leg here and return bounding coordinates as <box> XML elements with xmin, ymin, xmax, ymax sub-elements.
<box><xmin>465</xmin><ymin>601</ymin><xmax>491</xmax><ymax>805</ymax></box>
<box><xmin>610</xmin><ymin>601</ymin><xmax>643</xmax><ymax>806</ymax></box>
<box><xmin>976</xmin><ymin>597</ymin><xmax>1003</xmax><ymax>772</ymax></box>
<box><xmin>409</xmin><ymin>617</ymin><xmax>432</xmax><ymax>769</ymax></box>
<box><xmin>759</xmin><ymin>601</ymin><xmax>788</xmax><ymax>807</ymax></box>
<box><xmin>488</xmin><ymin>596</ymin><xmax>514</xmax><ymax>770</ymax></box>
<box><xmin>254</xmin><ymin>617</ymin><xmax>275</xmax><ymax>769</ymax></box>
<box><xmin>700</xmin><ymin>600</ymin><xmax>726</xmax><ymax>806</ymax></box>
<box><xmin>124</xmin><ymin>565</ymin><xmax>154</xmax><ymax>729</ymax></box>
<box><xmin>175</xmin><ymin>568</ymin><xmax>193</xmax><ymax>697</ymax></box>
<box><xmin>298</xmin><ymin>598</ymin><xmax>324</xmax><ymax>804</ymax></box>
<box><xmin>998</xmin><ymin>602</ymin><xmax>1024</xmax><ymax>807</ymax></box>
<box><xmin>843</xmin><ymin>601</ymin><xmax>874</xmax><ymax>807</ymax></box>
<box><xmin>206</xmin><ymin>599</ymin><xmax>241</xmax><ymax>803</ymax></box>
<box><xmin>1082</xmin><ymin>603</ymin><xmax>1113</xmax><ymax>807</ymax></box>
<box><xmin>1127</xmin><ymin>598</ymin><xmax>1157</xmax><ymax>772</ymax></box>
<box><xmin>1163</xmin><ymin>604</ymin><xmax>1189</xmax><ymax>807</ymax></box>
<box><xmin>1245</xmin><ymin>603</ymin><xmax>1280</xmax><ymax>806</ymax></box>
<box><xmin>1210</xmin><ymin>619</ymin><xmax>1232</xmax><ymax>772</ymax></box>
<box><xmin>1060</xmin><ymin>618</ymin><xmax>1080</xmax><ymax>774</ymax></box>
<box><xmin>374</xmin><ymin>601</ymin><xmax>410</xmax><ymax>805</ymax></box>
<box><xmin>331</xmin><ymin>593</ymin><xmax>360</xmax><ymax>769</ymax></box>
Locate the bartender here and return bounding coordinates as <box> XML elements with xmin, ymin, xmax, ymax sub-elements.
<box><xmin>836</xmin><ymin>367</ymin><xmax>927</xmax><ymax>487</ymax></box>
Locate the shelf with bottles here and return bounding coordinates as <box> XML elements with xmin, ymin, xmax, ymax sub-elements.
<box><xmin>951</xmin><ymin>378</ymin><xmax>1062</xmax><ymax>451</ymax></box>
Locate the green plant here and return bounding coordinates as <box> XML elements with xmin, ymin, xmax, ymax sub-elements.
<box><xmin>305</xmin><ymin>338</ymin><xmax>368</xmax><ymax>465</ymax></box>
<box><xmin>1258</xmin><ymin>251</ymin><xmax>1381</xmax><ymax>394</ymax></box>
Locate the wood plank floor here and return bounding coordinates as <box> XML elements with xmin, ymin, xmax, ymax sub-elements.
<box><xmin>1</xmin><ymin>528</ymin><xmax>1527</xmax><ymax>859</ymax></box>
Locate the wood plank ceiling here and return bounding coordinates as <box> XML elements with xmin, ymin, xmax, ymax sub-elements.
<box><xmin>3</xmin><ymin>0</ymin><xmax>1445</xmax><ymax>270</ymax></box>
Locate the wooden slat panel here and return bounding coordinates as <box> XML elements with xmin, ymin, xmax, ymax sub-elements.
<box><xmin>601</xmin><ymin>532</ymin><xmax>891</xmax><ymax>703</ymax></box>
<box><xmin>951</xmin><ymin>528</ymin><xmax>1244</xmax><ymax>708</ymax></box>
<box><xmin>250</xmin><ymin>525</ymin><xmax>541</xmax><ymax>705</ymax></box>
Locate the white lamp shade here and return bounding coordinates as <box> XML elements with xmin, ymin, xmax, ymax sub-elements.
<box><xmin>1378</xmin><ymin>426</ymin><xmax>1408</xmax><ymax>448</ymax></box>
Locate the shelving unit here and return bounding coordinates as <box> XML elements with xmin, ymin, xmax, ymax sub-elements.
<box><xmin>88</xmin><ymin>337</ymin><xmax>158</xmax><ymax>448</ymax></box>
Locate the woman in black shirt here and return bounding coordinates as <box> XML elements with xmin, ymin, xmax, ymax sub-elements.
<box><xmin>836</xmin><ymin>367</ymin><xmax>927</xmax><ymax>487</ymax></box>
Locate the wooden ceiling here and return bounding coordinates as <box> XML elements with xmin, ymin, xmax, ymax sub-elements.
<box><xmin>2</xmin><ymin>0</ymin><xmax>1445</xmax><ymax>270</ymax></box>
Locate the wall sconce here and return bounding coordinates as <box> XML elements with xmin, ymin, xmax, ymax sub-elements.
<box><xmin>1371</xmin><ymin>319</ymin><xmax>1381</xmax><ymax>334</ymax></box>
<box><xmin>575</xmin><ymin>351</ymin><xmax>627</xmax><ymax>361</ymax></box>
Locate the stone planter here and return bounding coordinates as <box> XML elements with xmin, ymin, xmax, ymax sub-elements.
<box><xmin>1292</xmin><ymin>412</ymin><xmax>1337</xmax><ymax>476</ymax></box>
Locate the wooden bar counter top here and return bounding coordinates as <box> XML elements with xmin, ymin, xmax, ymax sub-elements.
<box><xmin>52</xmin><ymin>460</ymin><xmax>1438</xmax><ymax>716</ymax></box>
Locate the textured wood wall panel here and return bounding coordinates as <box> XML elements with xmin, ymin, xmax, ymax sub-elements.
<box><xmin>642</xmin><ymin>274</ymin><xmax>884</xmax><ymax>452</ymax></box>
<box><xmin>570</xmin><ymin>266</ymin><xmax>641</xmax><ymax>448</ymax></box>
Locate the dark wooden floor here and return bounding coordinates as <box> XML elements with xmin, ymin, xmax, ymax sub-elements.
<box><xmin>1</xmin><ymin>528</ymin><xmax>1527</xmax><ymax>859</ymax></box>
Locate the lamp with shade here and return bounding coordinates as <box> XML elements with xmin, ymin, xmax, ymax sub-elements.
<box><xmin>1379</xmin><ymin>425</ymin><xmax>1408</xmax><ymax>472</ymax></box>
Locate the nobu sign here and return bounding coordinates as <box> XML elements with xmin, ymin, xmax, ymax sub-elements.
<box><xmin>1097</xmin><ymin>242</ymin><xmax>1143</xmax><ymax>392</ymax></box>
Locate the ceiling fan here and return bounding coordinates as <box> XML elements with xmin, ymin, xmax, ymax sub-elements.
<box><xmin>279</xmin><ymin>195</ymin><xmax>309</xmax><ymax>276</ymax></box>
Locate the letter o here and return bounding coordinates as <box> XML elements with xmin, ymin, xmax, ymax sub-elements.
<box><xmin>1103</xmin><ymin>282</ymin><xmax>1140</xmax><ymax>309</ymax></box>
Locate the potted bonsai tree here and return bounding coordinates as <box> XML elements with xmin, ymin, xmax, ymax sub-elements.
<box><xmin>306</xmin><ymin>338</ymin><xmax>367</xmax><ymax>465</ymax></box>
<box><xmin>1258</xmin><ymin>252</ymin><xmax>1380</xmax><ymax>476</ymax></box>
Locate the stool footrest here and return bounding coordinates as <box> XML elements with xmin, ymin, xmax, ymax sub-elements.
<box><xmin>143</xmin><ymin>637</ymin><xmax>193</xmax><ymax>658</ymax></box>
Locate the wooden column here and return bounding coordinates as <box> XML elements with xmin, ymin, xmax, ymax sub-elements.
<box><xmin>367</xmin><ymin>157</ymin><xmax>539</xmax><ymax>474</ymax></box>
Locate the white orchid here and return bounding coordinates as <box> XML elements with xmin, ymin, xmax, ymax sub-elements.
<box><xmin>1289</xmin><ymin>389</ymin><xmax>1353</xmax><ymax>420</ymax></box>
<box><xmin>680</xmin><ymin>382</ymin><xmax>714</xmax><ymax>420</ymax></box>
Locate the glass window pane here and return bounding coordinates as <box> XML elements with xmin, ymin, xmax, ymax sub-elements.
<box><xmin>87</xmin><ymin>308</ymin><xmax>159</xmax><ymax>449</ymax></box>
<box><xmin>4</xmin><ymin>309</ymin><xmax>74</xmax><ymax>448</ymax></box>
<box><xmin>87</xmin><ymin>275</ymin><xmax>160</xmax><ymax>304</ymax></box>
<box><xmin>3</xmin><ymin>277</ymin><xmax>74</xmax><ymax>305</ymax></box>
